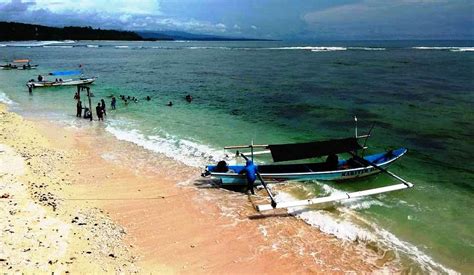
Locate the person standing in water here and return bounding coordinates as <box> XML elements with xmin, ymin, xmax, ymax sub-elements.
<box><xmin>96</xmin><ymin>103</ymin><xmax>104</xmax><ymax>121</ymax></box>
<box><xmin>100</xmin><ymin>99</ymin><xmax>107</xmax><ymax>116</ymax></box>
<box><xmin>111</xmin><ymin>96</ymin><xmax>116</xmax><ymax>110</ymax></box>
<box><xmin>76</xmin><ymin>101</ymin><xmax>83</xmax><ymax>117</ymax></box>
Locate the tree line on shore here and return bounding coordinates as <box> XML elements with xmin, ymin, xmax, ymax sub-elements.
<box><xmin>0</xmin><ymin>21</ymin><xmax>172</xmax><ymax>41</ymax></box>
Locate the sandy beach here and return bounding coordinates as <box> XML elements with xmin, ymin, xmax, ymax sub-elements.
<box><xmin>0</xmin><ymin>102</ymin><xmax>401</xmax><ymax>273</ymax></box>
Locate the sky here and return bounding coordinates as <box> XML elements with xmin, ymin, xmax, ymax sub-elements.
<box><xmin>0</xmin><ymin>0</ymin><xmax>473</xmax><ymax>40</ymax></box>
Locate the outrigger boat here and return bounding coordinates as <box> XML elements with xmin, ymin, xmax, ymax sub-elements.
<box><xmin>202</xmin><ymin>118</ymin><xmax>414</xmax><ymax>211</ymax></box>
<box><xmin>0</xmin><ymin>59</ymin><xmax>38</xmax><ymax>70</ymax></box>
<box><xmin>26</xmin><ymin>70</ymin><xmax>96</xmax><ymax>88</ymax></box>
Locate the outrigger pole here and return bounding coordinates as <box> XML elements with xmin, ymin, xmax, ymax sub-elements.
<box><xmin>256</xmin><ymin>154</ymin><xmax>414</xmax><ymax>212</ymax></box>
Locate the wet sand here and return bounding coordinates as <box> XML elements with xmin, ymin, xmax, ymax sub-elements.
<box><xmin>0</xmin><ymin>103</ymin><xmax>400</xmax><ymax>273</ymax></box>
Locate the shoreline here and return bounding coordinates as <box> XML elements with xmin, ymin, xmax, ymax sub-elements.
<box><xmin>1</xmin><ymin>102</ymin><xmax>401</xmax><ymax>272</ymax></box>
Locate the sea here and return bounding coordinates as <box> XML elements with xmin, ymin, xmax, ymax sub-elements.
<box><xmin>0</xmin><ymin>40</ymin><xmax>473</xmax><ymax>273</ymax></box>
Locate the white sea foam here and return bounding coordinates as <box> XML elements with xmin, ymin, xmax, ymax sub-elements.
<box><xmin>115</xmin><ymin>46</ymin><xmax>129</xmax><ymax>48</ymax></box>
<box><xmin>105</xmin><ymin>124</ymin><xmax>232</xmax><ymax>167</ymax></box>
<box><xmin>0</xmin><ymin>91</ymin><xmax>14</xmax><ymax>105</ymax></box>
<box><xmin>276</xmin><ymin>189</ymin><xmax>457</xmax><ymax>274</ymax></box>
<box><xmin>186</xmin><ymin>46</ymin><xmax>232</xmax><ymax>50</ymax></box>
<box><xmin>348</xmin><ymin>47</ymin><xmax>386</xmax><ymax>51</ymax></box>
<box><xmin>43</xmin><ymin>45</ymin><xmax>74</xmax><ymax>48</ymax></box>
<box><xmin>263</xmin><ymin>46</ymin><xmax>347</xmax><ymax>52</ymax></box>
<box><xmin>413</xmin><ymin>46</ymin><xmax>474</xmax><ymax>52</ymax></box>
<box><xmin>450</xmin><ymin>47</ymin><xmax>474</xmax><ymax>52</ymax></box>
<box><xmin>4</xmin><ymin>40</ymin><xmax>75</xmax><ymax>47</ymax></box>
<box><xmin>263</xmin><ymin>46</ymin><xmax>384</xmax><ymax>52</ymax></box>
<box><xmin>86</xmin><ymin>44</ymin><xmax>99</xmax><ymax>48</ymax></box>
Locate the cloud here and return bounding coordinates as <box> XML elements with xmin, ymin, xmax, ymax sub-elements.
<box><xmin>33</xmin><ymin>0</ymin><xmax>161</xmax><ymax>15</ymax></box>
<box><xmin>0</xmin><ymin>0</ymin><xmax>233</xmax><ymax>34</ymax></box>
<box><xmin>0</xmin><ymin>0</ymin><xmax>35</xmax><ymax>14</ymax></box>
<box><xmin>303</xmin><ymin>0</ymin><xmax>474</xmax><ymax>39</ymax></box>
<box><xmin>0</xmin><ymin>0</ymin><xmax>472</xmax><ymax>40</ymax></box>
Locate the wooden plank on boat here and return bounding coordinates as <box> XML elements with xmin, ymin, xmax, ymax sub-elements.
<box><xmin>256</xmin><ymin>183</ymin><xmax>412</xmax><ymax>211</ymax></box>
<box><xmin>225</xmin><ymin>145</ymin><xmax>268</xmax><ymax>149</ymax></box>
<box><xmin>241</xmin><ymin>150</ymin><xmax>271</xmax><ymax>156</ymax></box>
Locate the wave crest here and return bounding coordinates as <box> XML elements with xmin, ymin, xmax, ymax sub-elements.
<box><xmin>105</xmin><ymin>124</ymin><xmax>231</xmax><ymax>167</ymax></box>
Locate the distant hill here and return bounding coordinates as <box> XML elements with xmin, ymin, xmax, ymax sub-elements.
<box><xmin>0</xmin><ymin>21</ymin><xmax>149</xmax><ymax>41</ymax></box>
<box><xmin>138</xmin><ymin>30</ymin><xmax>274</xmax><ymax>41</ymax></box>
<box><xmin>0</xmin><ymin>21</ymin><xmax>272</xmax><ymax>42</ymax></box>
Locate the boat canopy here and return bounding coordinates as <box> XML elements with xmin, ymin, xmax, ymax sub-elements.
<box><xmin>268</xmin><ymin>137</ymin><xmax>362</xmax><ymax>162</ymax></box>
<box><xmin>49</xmin><ymin>70</ymin><xmax>81</xmax><ymax>76</ymax></box>
<box><xmin>13</xmin><ymin>59</ymin><xmax>30</xmax><ymax>63</ymax></box>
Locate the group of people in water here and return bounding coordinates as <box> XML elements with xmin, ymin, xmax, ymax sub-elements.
<box><xmin>74</xmin><ymin>92</ymin><xmax>194</xmax><ymax>121</ymax></box>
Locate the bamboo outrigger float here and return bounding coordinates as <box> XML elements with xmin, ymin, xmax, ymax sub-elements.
<box><xmin>202</xmin><ymin>118</ymin><xmax>414</xmax><ymax>212</ymax></box>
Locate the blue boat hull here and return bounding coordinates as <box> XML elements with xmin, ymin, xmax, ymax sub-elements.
<box><xmin>205</xmin><ymin>148</ymin><xmax>407</xmax><ymax>186</ymax></box>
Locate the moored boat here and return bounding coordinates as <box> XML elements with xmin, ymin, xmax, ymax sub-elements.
<box><xmin>205</xmin><ymin>147</ymin><xmax>407</xmax><ymax>185</ymax></box>
<box><xmin>202</xmin><ymin>120</ymin><xmax>414</xmax><ymax>211</ymax></box>
<box><xmin>26</xmin><ymin>69</ymin><xmax>96</xmax><ymax>88</ymax></box>
<box><xmin>27</xmin><ymin>77</ymin><xmax>96</xmax><ymax>88</ymax></box>
<box><xmin>1</xmin><ymin>59</ymin><xmax>38</xmax><ymax>70</ymax></box>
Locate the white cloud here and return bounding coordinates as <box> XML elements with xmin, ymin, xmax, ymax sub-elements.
<box><xmin>33</xmin><ymin>0</ymin><xmax>161</xmax><ymax>15</ymax></box>
<box><xmin>302</xmin><ymin>0</ymin><xmax>473</xmax><ymax>39</ymax></box>
<box><xmin>251</xmin><ymin>25</ymin><xmax>257</xmax><ymax>30</ymax></box>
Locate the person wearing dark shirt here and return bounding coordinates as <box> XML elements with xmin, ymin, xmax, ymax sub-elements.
<box><xmin>239</xmin><ymin>160</ymin><xmax>257</xmax><ymax>195</ymax></box>
<box><xmin>101</xmin><ymin>99</ymin><xmax>107</xmax><ymax>116</ymax></box>
<box><xmin>111</xmin><ymin>96</ymin><xmax>116</xmax><ymax>110</ymax></box>
<box><xmin>76</xmin><ymin>101</ymin><xmax>82</xmax><ymax>117</ymax></box>
<box><xmin>96</xmin><ymin>103</ymin><xmax>104</xmax><ymax>121</ymax></box>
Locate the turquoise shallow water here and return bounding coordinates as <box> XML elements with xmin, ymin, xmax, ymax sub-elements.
<box><xmin>0</xmin><ymin>40</ymin><xmax>473</xmax><ymax>273</ymax></box>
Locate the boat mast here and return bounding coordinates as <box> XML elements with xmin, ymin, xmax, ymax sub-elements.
<box><xmin>251</xmin><ymin>139</ymin><xmax>254</xmax><ymax>161</ymax></box>
<box><xmin>354</xmin><ymin>115</ymin><xmax>358</xmax><ymax>138</ymax></box>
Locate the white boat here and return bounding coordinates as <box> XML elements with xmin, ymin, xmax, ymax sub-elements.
<box><xmin>27</xmin><ymin>77</ymin><xmax>96</xmax><ymax>88</ymax></box>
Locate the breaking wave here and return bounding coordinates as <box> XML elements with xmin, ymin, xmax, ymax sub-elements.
<box><xmin>43</xmin><ymin>45</ymin><xmax>74</xmax><ymax>48</ymax></box>
<box><xmin>275</xmin><ymin>188</ymin><xmax>456</xmax><ymax>274</ymax></box>
<box><xmin>105</xmin><ymin>122</ymin><xmax>231</xmax><ymax>168</ymax></box>
<box><xmin>413</xmin><ymin>46</ymin><xmax>474</xmax><ymax>52</ymax></box>
<box><xmin>348</xmin><ymin>47</ymin><xmax>386</xmax><ymax>51</ymax></box>
<box><xmin>0</xmin><ymin>91</ymin><xmax>14</xmax><ymax>105</ymax></box>
<box><xmin>186</xmin><ymin>46</ymin><xmax>232</xmax><ymax>50</ymax></box>
<box><xmin>3</xmin><ymin>40</ymin><xmax>75</xmax><ymax>47</ymax></box>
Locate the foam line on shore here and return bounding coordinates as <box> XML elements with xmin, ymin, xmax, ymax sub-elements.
<box><xmin>275</xmin><ymin>190</ymin><xmax>456</xmax><ymax>274</ymax></box>
<box><xmin>105</xmin><ymin>123</ymin><xmax>232</xmax><ymax>167</ymax></box>
<box><xmin>0</xmin><ymin>91</ymin><xmax>15</xmax><ymax>105</ymax></box>
<box><xmin>103</xmin><ymin>120</ymin><xmax>455</xmax><ymax>273</ymax></box>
